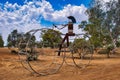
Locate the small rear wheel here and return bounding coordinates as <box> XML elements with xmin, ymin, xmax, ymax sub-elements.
<box><xmin>72</xmin><ymin>46</ymin><xmax>93</xmax><ymax>68</ymax></box>
<box><xmin>70</xmin><ymin>34</ymin><xmax>94</xmax><ymax>68</ymax></box>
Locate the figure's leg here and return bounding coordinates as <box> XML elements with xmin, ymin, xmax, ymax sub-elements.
<box><xmin>58</xmin><ymin>35</ymin><xmax>67</xmax><ymax>56</ymax></box>
<box><xmin>66</xmin><ymin>35</ymin><xmax>69</xmax><ymax>47</ymax></box>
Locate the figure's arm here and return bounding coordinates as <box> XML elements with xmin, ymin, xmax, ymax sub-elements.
<box><xmin>60</xmin><ymin>24</ymin><xmax>68</xmax><ymax>29</ymax></box>
<box><xmin>53</xmin><ymin>24</ymin><xmax>68</xmax><ymax>30</ymax></box>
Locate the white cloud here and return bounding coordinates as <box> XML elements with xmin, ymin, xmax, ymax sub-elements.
<box><xmin>0</xmin><ymin>0</ymin><xmax>88</xmax><ymax>46</ymax></box>
<box><xmin>42</xmin><ymin>4</ymin><xmax>88</xmax><ymax>23</ymax></box>
<box><xmin>103</xmin><ymin>0</ymin><xmax>111</xmax><ymax>2</ymax></box>
<box><xmin>102</xmin><ymin>0</ymin><xmax>118</xmax><ymax>2</ymax></box>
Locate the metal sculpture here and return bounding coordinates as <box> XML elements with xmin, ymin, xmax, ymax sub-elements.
<box><xmin>17</xmin><ymin>16</ymin><xmax>93</xmax><ymax>76</ymax></box>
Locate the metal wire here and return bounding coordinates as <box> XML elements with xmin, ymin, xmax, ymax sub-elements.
<box><xmin>17</xmin><ymin>28</ymin><xmax>93</xmax><ymax>75</ymax></box>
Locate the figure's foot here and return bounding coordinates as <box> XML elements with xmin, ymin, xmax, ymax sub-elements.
<box><xmin>58</xmin><ymin>53</ymin><xmax>60</xmax><ymax>56</ymax></box>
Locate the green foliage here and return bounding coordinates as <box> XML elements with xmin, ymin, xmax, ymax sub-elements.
<box><xmin>79</xmin><ymin>0</ymin><xmax>120</xmax><ymax>48</ymax></box>
<box><xmin>7</xmin><ymin>30</ymin><xmax>21</xmax><ymax>47</ymax></box>
<box><xmin>41</xmin><ymin>29</ymin><xmax>62</xmax><ymax>48</ymax></box>
<box><xmin>0</xmin><ymin>35</ymin><xmax>4</xmax><ymax>47</ymax></box>
<box><xmin>74</xmin><ymin>38</ymin><xmax>86</xmax><ymax>47</ymax></box>
<box><xmin>71</xmin><ymin>37</ymin><xmax>93</xmax><ymax>54</ymax></box>
<box><xmin>7</xmin><ymin>29</ymin><xmax>36</xmax><ymax>48</ymax></box>
<box><xmin>73</xmin><ymin>38</ymin><xmax>91</xmax><ymax>49</ymax></box>
<box><xmin>19</xmin><ymin>32</ymin><xmax>36</xmax><ymax>49</ymax></box>
<box><xmin>116</xmin><ymin>40</ymin><xmax>120</xmax><ymax>47</ymax></box>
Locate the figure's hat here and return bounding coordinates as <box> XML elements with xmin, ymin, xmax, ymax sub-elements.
<box><xmin>67</xmin><ymin>16</ymin><xmax>76</xmax><ymax>23</ymax></box>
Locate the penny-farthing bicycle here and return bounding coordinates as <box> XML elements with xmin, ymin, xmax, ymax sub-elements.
<box><xmin>18</xmin><ymin>16</ymin><xmax>94</xmax><ymax>75</ymax></box>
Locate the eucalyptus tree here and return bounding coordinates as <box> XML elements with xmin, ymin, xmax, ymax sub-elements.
<box><xmin>7</xmin><ymin>29</ymin><xmax>36</xmax><ymax>48</ymax></box>
<box><xmin>41</xmin><ymin>29</ymin><xmax>62</xmax><ymax>48</ymax></box>
<box><xmin>101</xmin><ymin>0</ymin><xmax>120</xmax><ymax>48</ymax></box>
<box><xmin>79</xmin><ymin>0</ymin><xmax>107</xmax><ymax>47</ymax></box>
<box><xmin>80</xmin><ymin>0</ymin><xmax>120</xmax><ymax>48</ymax></box>
<box><xmin>7</xmin><ymin>30</ymin><xmax>19</xmax><ymax>47</ymax></box>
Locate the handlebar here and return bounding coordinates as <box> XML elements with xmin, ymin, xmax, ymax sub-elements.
<box><xmin>53</xmin><ymin>24</ymin><xmax>67</xmax><ymax>30</ymax></box>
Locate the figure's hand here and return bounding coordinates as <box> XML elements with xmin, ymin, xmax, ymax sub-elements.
<box><xmin>53</xmin><ymin>24</ymin><xmax>57</xmax><ymax>28</ymax></box>
<box><xmin>62</xmin><ymin>24</ymin><xmax>67</xmax><ymax>26</ymax></box>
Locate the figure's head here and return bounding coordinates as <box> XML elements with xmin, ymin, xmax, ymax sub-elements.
<box><xmin>67</xmin><ymin>16</ymin><xmax>76</xmax><ymax>23</ymax></box>
<box><xmin>68</xmin><ymin>19</ymin><xmax>73</xmax><ymax>23</ymax></box>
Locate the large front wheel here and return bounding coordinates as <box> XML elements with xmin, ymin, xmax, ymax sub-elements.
<box><xmin>18</xmin><ymin>29</ymin><xmax>65</xmax><ymax>75</ymax></box>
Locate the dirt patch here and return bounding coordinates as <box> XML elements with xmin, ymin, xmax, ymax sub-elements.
<box><xmin>0</xmin><ymin>48</ymin><xmax>120</xmax><ymax>80</ymax></box>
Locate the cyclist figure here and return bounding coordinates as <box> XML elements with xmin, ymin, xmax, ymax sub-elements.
<box><xmin>57</xmin><ymin>16</ymin><xmax>76</xmax><ymax>56</ymax></box>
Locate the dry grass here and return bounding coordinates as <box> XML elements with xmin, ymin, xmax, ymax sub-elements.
<box><xmin>0</xmin><ymin>47</ymin><xmax>120</xmax><ymax>80</ymax></box>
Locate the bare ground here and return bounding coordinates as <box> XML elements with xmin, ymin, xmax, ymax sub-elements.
<box><xmin>0</xmin><ymin>48</ymin><xmax>120</xmax><ymax>80</ymax></box>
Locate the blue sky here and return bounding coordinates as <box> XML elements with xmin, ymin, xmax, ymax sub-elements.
<box><xmin>0</xmin><ymin>0</ymin><xmax>91</xmax><ymax>26</ymax></box>
<box><xmin>47</xmin><ymin>0</ymin><xmax>91</xmax><ymax>9</ymax></box>
<box><xmin>0</xmin><ymin>0</ymin><xmax>91</xmax><ymax>8</ymax></box>
<box><xmin>0</xmin><ymin>0</ymin><xmax>92</xmax><ymax>45</ymax></box>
